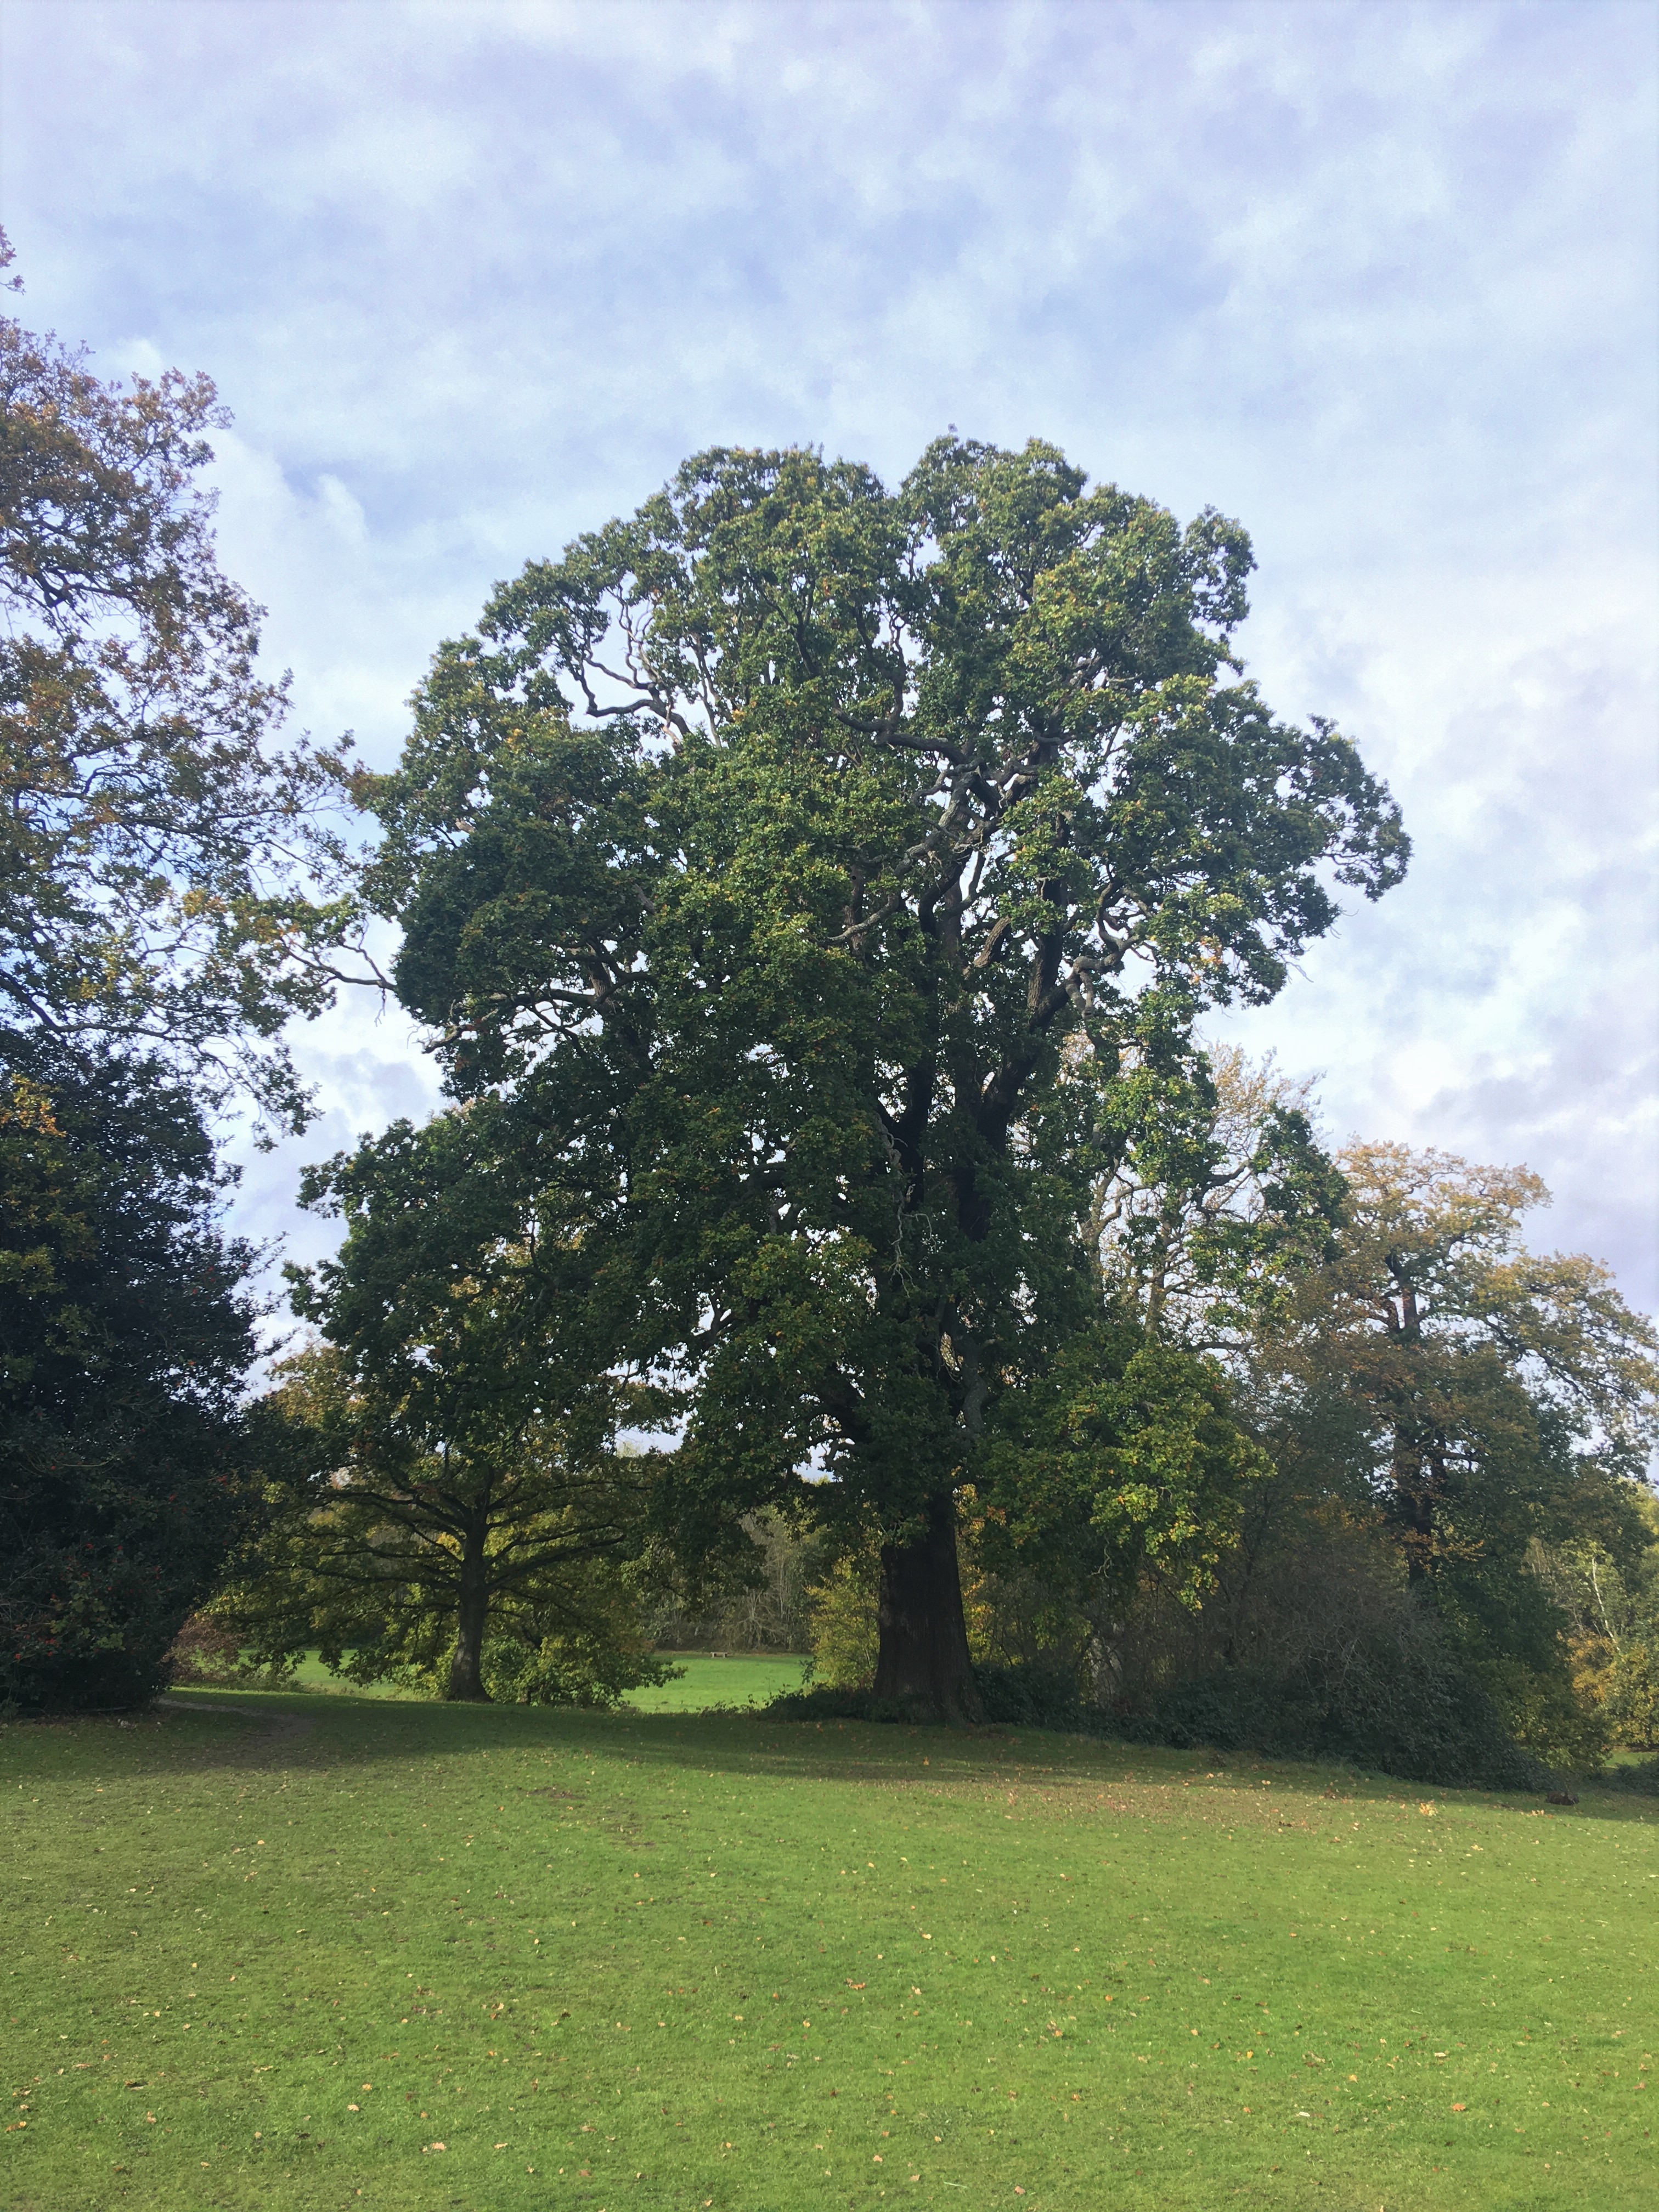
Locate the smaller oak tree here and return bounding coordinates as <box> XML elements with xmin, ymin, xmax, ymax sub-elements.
<box><xmin>238</xmin><ymin>1104</ymin><xmax>670</xmax><ymax>1702</ymax></box>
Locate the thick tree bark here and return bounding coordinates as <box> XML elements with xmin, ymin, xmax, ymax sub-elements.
<box><xmin>872</xmin><ymin>1491</ymin><xmax>983</xmax><ymax>1722</ymax></box>
<box><xmin>1392</xmin><ymin>1428</ymin><xmax>1440</xmax><ymax>1587</ymax></box>
<box><xmin>447</xmin><ymin>1521</ymin><xmax>493</xmax><ymax>1701</ymax></box>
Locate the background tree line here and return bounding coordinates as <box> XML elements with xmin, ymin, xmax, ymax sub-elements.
<box><xmin>3</xmin><ymin>248</ymin><xmax>1654</xmax><ymax>1786</ymax></box>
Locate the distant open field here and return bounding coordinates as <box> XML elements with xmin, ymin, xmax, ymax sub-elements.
<box><xmin>625</xmin><ymin>1654</ymin><xmax>812</xmax><ymax>1712</ymax></box>
<box><xmin>3</xmin><ymin>1690</ymin><xmax>1653</xmax><ymax>2212</ymax></box>
<box><xmin>251</xmin><ymin>1652</ymin><xmax>809</xmax><ymax>1712</ymax></box>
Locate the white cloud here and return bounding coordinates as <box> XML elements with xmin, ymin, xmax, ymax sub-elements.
<box><xmin>3</xmin><ymin>0</ymin><xmax>1654</xmax><ymax>1306</ymax></box>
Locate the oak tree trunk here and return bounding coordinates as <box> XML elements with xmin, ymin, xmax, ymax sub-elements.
<box><xmin>872</xmin><ymin>1491</ymin><xmax>983</xmax><ymax>1722</ymax></box>
<box><xmin>447</xmin><ymin>1521</ymin><xmax>493</xmax><ymax>1701</ymax></box>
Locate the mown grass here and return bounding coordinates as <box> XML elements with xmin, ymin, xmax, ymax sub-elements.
<box><xmin>626</xmin><ymin>1656</ymin><xmax>811</xmax><ymax>1713</ymax></box>
<box><xmin>3</xmin><ymin>1690</ymin><xmax>1654</xmax><ymax>2212</ymax></box>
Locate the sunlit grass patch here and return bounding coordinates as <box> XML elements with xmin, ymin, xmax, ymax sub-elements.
<box><xmin>625</xmin><ymin>1653</ymin><xmax>811</xmax><ymax>1712</ymax></box>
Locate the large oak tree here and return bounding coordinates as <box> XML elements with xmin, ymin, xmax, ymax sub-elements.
<box><xmin>363</xmin><ymin>438</ymin><xmax>1408</xmax><ymax>1717</ymax></box>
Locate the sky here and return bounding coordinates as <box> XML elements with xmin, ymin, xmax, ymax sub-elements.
<box><xmin>2</xmin><ymin>0</ymin><xmax>1655</xmax><ymax>1312</ymax></box>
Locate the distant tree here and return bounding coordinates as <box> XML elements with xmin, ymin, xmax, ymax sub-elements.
<box><xmin>0</xmin><ymin>1043</ymin><xmax>261</xmax><ymax>1710</ymax></box>
<box><xmin>1532</xmin><ymin>1497</ymin><xmax>1659</xmax><ymax>1750</ymax></box>
<box><xmin>363</xmin><ymin>437</ymin><xmax>1407</xmax><ymax>1718</ymax></box>
<box><xmin>644</xmin><ymin>1508</ymin><xmax>828</xmax><ymax>1655</ymax></box>
<box><xmin>1301</xmin><ymin>1146</ymin><xmax>1656</xmax><ymax>1573</ymax></box>
<box><xmin>1086</xmin><ymin>1045</ymin><xmax>1345</xmax><ymax>1346</ymax></box>
<box><xmin>0</xmin><ymin>229</ymin><xmax>361</xmax><ymax>1130</ymax></box>
<box><xmin>232</xmin><ymin>1107</ymin><xmax>672</xmax><ymax>1702</ymax></box>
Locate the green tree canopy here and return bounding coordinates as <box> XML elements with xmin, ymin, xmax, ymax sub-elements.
<box><xmin>1285</xmin><ymin>1143</ymin><xmax>1658</xmax><ymax>1715</ymax></box>
<box><xmin>1083</xmin><ymin>1062</ymin><xmax>1659</xmax><ymax>1768</ymax></box>
<box><xmin>362</xmin><ymin>437</ymin><xmax>1408</xmax><ymax>1717</ymax></box>
<box><xmin>236</xmin><ymin>1104</ymin><xmax>670</xmax><ymax>1701</ymax></box>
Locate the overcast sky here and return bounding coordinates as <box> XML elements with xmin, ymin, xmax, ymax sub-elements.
<box><xmin>2</xmin><ymin>0</ymin><xmax>1655</xmax><ymax>1312</ymax></box>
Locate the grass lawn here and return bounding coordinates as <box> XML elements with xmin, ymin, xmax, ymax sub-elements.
<box><xmin>3</xmin><ymin>1692</ymin><xmax>1654</xmax><ymax>2212</ymax></box>
<box><xmin>627</xmin><ymin>1656</ymin><xmax>812</xmax><ymax>1713</ymax></box>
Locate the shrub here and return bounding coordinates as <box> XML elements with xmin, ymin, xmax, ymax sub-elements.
<box><xmin>480</xmin><ymin>1627</ymin><xmax>679</xmax><ymax>1708</ymax></box>
<box><xmin>163</xmin><ymin>1613</ymin><xmax>245</xmax><ymax>1686</ymax></box>
<box><xmin>805</xmin><ymin>1553</ymin><xmax>880</xmax><ymax>1688</ymax></box>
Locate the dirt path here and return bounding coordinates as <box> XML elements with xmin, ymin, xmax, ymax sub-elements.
<box><xmin>156</xmin><ymin>1694</ymin><xmax>318</xmax><ymax>1765</ymax></box>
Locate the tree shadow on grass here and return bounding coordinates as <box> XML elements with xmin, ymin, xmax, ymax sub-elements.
<box><xmin>142</xmin><ymin>1688</ymin><xmax>1659</xmax><ymax>1826</ymax></box>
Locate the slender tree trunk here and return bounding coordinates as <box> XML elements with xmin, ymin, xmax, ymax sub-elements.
<box><xmin>447</xmin><ymin>1521</ymin><xmax>493</xmax><ymax>1702</ymax></box>
<box><xmin>872</xmin><ymin>1491</ymin><xmax>983</xmax><ymax>1722</ymax></box>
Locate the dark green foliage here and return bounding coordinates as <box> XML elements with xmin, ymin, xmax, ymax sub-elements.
<box><xmin>1114</xmin><ymin>1634</ymin><xmax>1547</xmax><ymax>1792</ymax></box>
<box><xmin>775</xmin><ymin>1624</ymin><xmax>1544</xmax><ymax>1792</ymax></box>
<box><xmin>360</xmin><ymin>437</ymin><xmax>1407</xmax><ymax>1711</ymax></box>
<box><xmin>1090</xmin><ymin>1463</ymin><xmax>1564</xmax><ymax>1785</ymax></box>
<box><xmin>0</xmin><ymin>1044</ymin><xmax>261</xmax><ymax>1710</ymax></box>
<box><xmin>232</xmin><ymin>1103</ymin><xmax>673</xmax><ymax>1703</ymax></box>
<box><xmin>969</xmin><ymin>1660</ymin><xmax>1097</xmax><ymax>1730</ymax></box>
<box><xmin>769</xmin><ymin>1660</ymin><xmax>1102</xmax><ymax>1731</ymax></box>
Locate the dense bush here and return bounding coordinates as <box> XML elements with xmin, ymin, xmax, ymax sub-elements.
<box><xmin>0</xmin><ymin>1049</ymin><xmax>263</xmax><ymax>1713</ymax></box>
<box><xmin>1114</xmin><ymin>1629</ymin><xmax>1547</xmax><ymax>1790</ymax></box>
<box><xmin>768</xmin><ymin>1663</ymin><xmax>1108</xmax><ymax>1733</ymax></box>
<box><xmin>477</xmin><ymin>1567</ymin><xmax>680</xmax><ymax>1707</ymax></box>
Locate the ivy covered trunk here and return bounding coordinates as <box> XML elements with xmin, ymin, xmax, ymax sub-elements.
<box><xmin>872</xmin><ymin>1491</ymin><xmax>982</xmax><ymax>1721</ymax></box>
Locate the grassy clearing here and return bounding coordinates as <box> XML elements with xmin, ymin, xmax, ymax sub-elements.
<box><xmin>277</xmin><ymin>1657</ymin><xmax>417</xmax><ymax>1701</ymax></box>
<box><xmin>3</xmin><ymin>1692</ymin><xmax>1654</xmax><ymax>2212</ymax></box>
<box><xmin>626</xmin><ymin>1656</ymin><xmax>811</xmax><ymax>1713</ymax></box>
